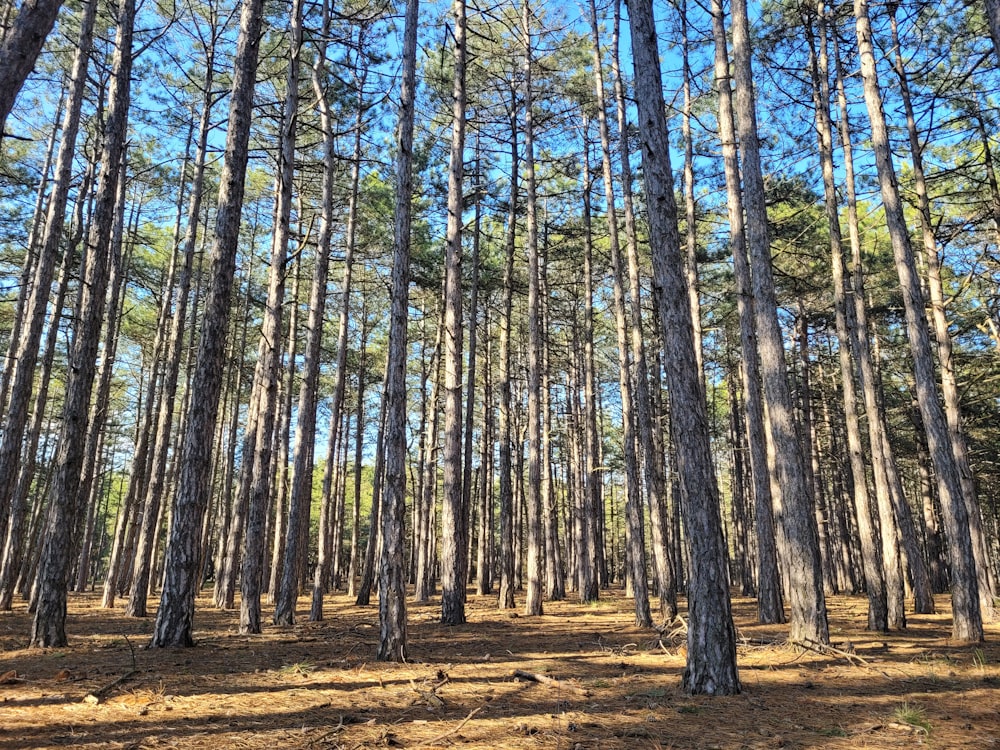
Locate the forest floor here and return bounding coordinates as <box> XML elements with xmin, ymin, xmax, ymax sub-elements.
<box><xmin>1</xmin><ymin>589</ymin><xmax>999</xmax><ymax>749</ymax></box>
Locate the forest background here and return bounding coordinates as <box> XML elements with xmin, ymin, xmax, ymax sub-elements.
<box><xmin>1</xmin><ymin>0</ymin><xmax>1000</xmax><ymax>714</ymax></box>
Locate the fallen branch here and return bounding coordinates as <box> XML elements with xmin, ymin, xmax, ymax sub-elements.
<box><xmin>83</xmin><ymin>634</ymin><xmax>139</xmax><ymax>704</ymax></box>
<box><xmin>792</xmin><ymin>637</ymin><xmax>871</xmax><ymax>667</ymax></box>
<box><xmin>308</xmin><ymin>716</ymin><xmax>345</xmax><ymax>747</ymax></box>
<box><xmin>512</xmin><ymin>669</ymin><xmax>590</xmax><ymax>696</ymax></box>
<box><xmin>83</xmin><ymin>670</ymin><xmax>138</xmax><ymax>704</ymax></box>
<box><xmin>414</xmin><ymin>704</ymin><xmax>486</xmax><ymax>748</ymax></box>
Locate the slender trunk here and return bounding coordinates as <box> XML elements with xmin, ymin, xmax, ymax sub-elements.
<box><xmin>521</xmin><ymin>0</ymin><xmax>543</xmax><ymax>619</ymax></box>
<box><xmin>888</xmin><ymin>6</ymin><xmax>993</xmax><ymax>620</ymax></box>
<box><xmin>440</xmin><ymin>0</ymin><xmax>467</xmax><ymax>626</ymax></box>
<box><xmin>497</xmin><ymin>80</ymin><xmax>518</xmax><ymax>611</ymax></box>
<box><xmin>628</xmin><ymin>0</ymin><xmax>740</xmax><ymax>695</ymax></box>
<box><xmin>30</xmin><ymin>0</ymin><xmax>133</xmax><ymax>647</ymax></box>
<box><xmin>731</xmin><ymin>0</ymin><xmax>828</xmax><ymax>644</ymax></box>
<box><xmin>377</xmin><ymin>0</ymin><xmax>419</xmax><ymax>661</ymax></box>
<box><xmin>150</xmin><ymin>0</ymin><xmax>265</xmax><ymax>647</ymax></box>
<box><xmin>709</xmin><ymin>0</ymin><xmax>783</xmax><ymax>624</ymax></box>
<box><xmin>356</xmin><ymin>373</ymin><xmax>388</xmax><ymax>606</ymax></box>
<box><xmin>854</xmin><ymin>0</ymin><xmax>981</xmax><ymax>641</ymax></box>
<box><xmin>0</xmin><ymin>220</ymin><xmax>76</xmax><ymax>610</ymax></box>
<box><xmin>0</xmin><ymin>0</ymin><xmax>96</xmax><ymax>530</ymax></box>
<box><xmin>347</xmin><ymin>309</ymin><xmax>368</xmax><ymax>598</ymax></box>
<box><xmin>804</xmin><ymin>5</ymin><xmax>888</xmax><ymax>630</ymax></box>
<box><xmin>597</xmin><ymin>0</ymin><xmax>671</xmax><ymax>621</ymax></box>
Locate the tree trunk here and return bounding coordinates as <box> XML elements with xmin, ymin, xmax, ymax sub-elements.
<box><xmin>804</xmin><ymin>5</ymin><xmax>888</xmax><ymax>630</ymax></box>
<box><xmin>887</xmin><ymin>5</ymin><xmax>993</xmax><ymax>621</ymax></box>
<box><xmin>709</xmin><ymin>0</ymin><xmax>783</xmax><ymax>625</ymax></box>
<box><xmin>0</xmin><ymin>207</ymin><xmax>76</xmax><ymax>610</ymax></box>
<box><xmin>240</xmin><ymin>0</ymin><xmax>300</xmax><ymax>635</ymax></box>
<box><xmin>30</xmin><ymin>0</ymin><xmax>133</xmax><ymax>647</ymax></box>
<box><xmin>377</xmin><ymin>0</ymin><xmax>419</xmax><ymax>662</ymax></box>
<box><xmin>731</xmin><ymin>0</ymin><xmax>828</xmax><ymax>644</ymax></box>
<box><xmin>521</xmin><ymin>0</ymin><xmax>544</xmax><ymax>619</ymax></box>
<box><xmin>440</xmin><ymin>0</ymin><xmax>467</xmax><ymax>626</ymax></box>
<box><xmin>0</xmin><ymin>0</ymin><xmax>66</xmax><ymax>135</ymax></box>
<box><xmin>355</xmin><ymin>374</ymin><xmax>388</xmax><ymax>607</ymax></box>
<box><xmin>150</xmin><ymin>0</ymin><xmax>264</xmax><ymax>647</ymax></box>
<box><xmin>0</xmin><ymin>0</ymin><xmax>95</xmax><ymax>534</ymax></box>
<box><xmin>596</xmin><ymin>0</ymin><xmax>668</xmax><ymax>623</ymax></box>
<box><xmin>628</xmin><ymin>0</ymin><xmax>740</xmax><ymax>695</ymax></box>
<box><xmin>497</xmin><ymin>79</ymin><xmax>518</xmax><ymax>612</ymax></box>
<box><xmin>854</xmin><ymin>0</ymin><xmax>982</xmax><ymax>641</ymax></box>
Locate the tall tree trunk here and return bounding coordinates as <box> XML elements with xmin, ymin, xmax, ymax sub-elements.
<box><xmin>497</xmin><ymin>80</ymin><xmax>519</xmax><ymax>611</ymax></box>
<box><xmin>150</xmin><ymin>0</ymin><xmax>264</xmax><ymax>647</ymax></box>
<box><xmin>887</xmin><ymin>5</ymin><xmax>994</xmax><ymax>621</ymax></box>
<box><xmin>0</xmin><ymin>81</ymin><xmax>61</xmax><ymax>426</ymax></box>
<box><xmin>308</xmin><ymin>24</ymin><xmax>369</xmax><ymax>621</ymax></box>
<box><xmin>240</xmin><ymin>0</ymin><xmax>300</xmax><ymax>634</ymax></box>
<box><xmin>347</xmin><ymin>306</ymin><xmax>369</xmax><ymax>598</ymax></box>
<box><xmin>0</xmin><ymin>0</ymin><xmax>95</xmax><ymax>532</ymax></box>
<box><xmin>355</xmin><ymin>370</ymin><xmax>388</xmax><ymax>607</ymax></box>
<box><xmin>475</xmin><ymin>308</ymin><xmax>493</xmax><ymax>595</ymax></box>
<box><xmin>0</xmin><ymin>202</ymin><xmax>77</xmax><ymax>610</ymax></box>
<box><xmin>678</xmin><ymin>0</ymin><xmax>704</xmax><ymax>381</ymax></box>
<box><xmin>709</xmin><ymin>0</ymin><xmax>783</xmax><ymax>625</ymax></box>
<box><xmin>804</xmin><ymin>4</ymin><xmax>888</xmax><ymax>630</ymax></box>
<box><xmin>521</xmin><ymin>0</ymin><xmax>543</xmax><ymax>619</ymax></box>
<box><xmin>594</xmin><ymin>0</ymin><xmax>668</xmax><ymax>622</ymax></box>
<box><xmin>628</xmin><ymin>0</ymin><xmax>740</xmax><ymax>695</ymax></box>
<box><xmin>128</xmin><ymin>43</ymin><xmax>215</xmax><ymax>619</ymax></box>
<box><xmin>468</xmin><ymin>155</ymin><xmax>488</xmax><ymax>597</ymax></box>
<box><xmin>30</xmin><ymin>0</ymin><xmax>133</xmax><ymax>647</ymax></box>
<box><xmin>854</xmin><ymin>0</ymin><xmax>982</xmax><ymax>641</ymax></box>
<box><xmin>539</xmin><ymin>240</ymin><xmax>563</xmax><ymax>601</ymax></box>
<box><xmin>75</xmin><ymin>173</ymin><xmax>130</xmax><ymax>587</ymax></box>
<box><xmin>440</xmin><ymin>0</ymin><xmax>468</xmax><ymax>626</ymax></box>
<box><xmin>730</xmin><ymin>0</ymin><xmax>828</xmax><ymax>644</ymax></box>
<box><xmin>415</xmin><ymin>321</ymin><xmax>442</xmax><ymax>602</ymax></box>
<box><xmin>377</xmin><ymin>0</ymin><xmax>418</xmax><ymax>661</ymax></box>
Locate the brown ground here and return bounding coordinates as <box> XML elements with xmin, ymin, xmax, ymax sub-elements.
<box><xmin>1</xmin><ymin>589</ymin><xmax>999</xmax><ymax>749</ymax></box>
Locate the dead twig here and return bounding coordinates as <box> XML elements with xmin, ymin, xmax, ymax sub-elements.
<box><xmin>83</xmin><ymin>670</ymin><xmax>138</xmax><ymax>704</ymax></box>
<box><xmin>792</xmin><ymin>637</ymin><xmax>871</xmax><ymax>667</ymax></box>
<box><xmin>82</xmin><ymin>634</ymin><xmax>139</xmax><ymax>704</ymax></box>
<box><xmin>511</xmin><ymin>669</ymin><xmax>590</xmax><ymax>696</ymax></box>
<box><xmin>414</xmin><ymin>704</ymin><xmax>486</xmax><ymax>748</ymax></box>
<box><xmin>308</xmin><ymin>716</ymin><xmax>346</xmax><ymax>747</ymax></box>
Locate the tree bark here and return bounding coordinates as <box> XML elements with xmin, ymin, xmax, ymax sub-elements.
<box><xmin>150</xmin><ymin>0</ymin><xmax>264</xmax><ymax>647</ymax></box>
<box><xmin>595</xmin><ymin>0</ymin><xmax>670</xmax><ymax>622</ymax></box>
<box><xmin>730</xmin><ymin>0</ymin><xmax>828</xmax><ymax>645</ymax></box>
<box><xmin>520</xmin><ymin>0</ymin><xmax>544</xmax><ymax>619</ymax></box>
<box><xmin>887</xmin><ymin>5</ymin><xmax>993</xmax><ymax>621</ymax></box>
<box><xmin>0</xmin><ymin>0</ymin><xmax>66</xmax><ymax>136</ymax></box>
<box><xmin>627</xmin><ymin>0</ymin><xmax>740</xmax><ymax>695</ymax></box>
<box><xmin>30</xmin><ymin>0</ymin><xmax>133</xmax><ymax>647</ymax></box>
<box><xmin>497</xmin><ymin>78</ymin><xmax>518</xmax><ymax>612</ymax></box>
<box><xmin>709</xmin><ymin>0</ymin><xmax>783</xmax><ymax>625</ymax></box>
<box><xmin>440</xmin><ymin>0</ymin><xmax>468</xmax><ymax>626</ymax></box>
<box><xmin>0</xmin><ymin>0</ymin><xmax>95</xmax><ymax>534</ymax></box>
<box><xmin>804</xmin><ymin>5</ymin><xmax>888</xmax><ymax>630</ymax></box>
<box><xmin>377</xmin><ymin>0</ymin><xmax>419</xmax><ymax>662</ymax></box>
<box><xmin>854</xmin><ymin>0</ymin><xmax>982</xmax><ymax>642</ymax></box>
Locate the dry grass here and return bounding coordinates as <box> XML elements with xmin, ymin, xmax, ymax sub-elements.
<box><xmin>1</xmin><ymin>589</ymin><xmax>999</xmax><ymax>749</ymax></box>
